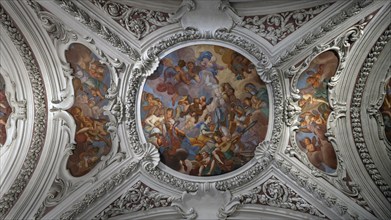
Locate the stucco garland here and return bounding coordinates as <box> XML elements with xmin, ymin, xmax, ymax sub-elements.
<box><xmin>0</xmin><ymin>4</ymin><xmax>48</xmax><ymax>218</ymax></box>
<box><xmin>350</xmin><ymin>24</ymin><xmax>391</xmax><ymax>202</ymax></box>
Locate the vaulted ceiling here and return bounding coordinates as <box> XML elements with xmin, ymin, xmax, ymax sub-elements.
<box><xmin>0</xmin><ymin>0</ymin><xmax>390</xmax><ymax>219</ymax></box>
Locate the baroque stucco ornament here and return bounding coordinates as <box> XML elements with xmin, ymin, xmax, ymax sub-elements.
<box><xmin>239</xmin><ymin>3</ymin><xmax>332</xmax><ymax>45</ymax></box>
<box><xmin>55</xmin><ymin>0</ymin><xmax>140</xmax><ymax>61</ymax></box>
<box><xmin>282</xmin><ymin>19</ymin><xmax>375</xmax><ymax>213</ymax></box>
<box><xmin>275</xmin><ymin>0</ymin><xmax>374</xmax><ymax>67</ymax></box>
<box><xmin>27</xmin><ymin>2</ymin><xmax>131</xmax><ymax>218</ymax></box>
<box><xmin>233</xmin><ymin>176</ymin><xmax>326</xmax><ymax>218</ymax></box>
<box><xmin>0</xmin><ymin>0</ymin><xmax>388</xmax><ymax>219</ymax></box>
<box><xmin>124</xmin><ymin>22</ymin><xmax>283</xmax><ymax>192</ymax></box>
<box><xmin>351</xmin><ymin>24</ymin><xmax>391</xmax><ymax>202</ymax></box>
<box><xmin>89</xmin><ymin>0</ymin><xmax>186</xmax><ymax>40</ymax></box>
<box><xmin>93</xmin><ymin>181</ymin><xmax>177</xmax><ymax>219</ymax></box>
<box><xmin>0</xmin><ymin>4</ymin><xmax>48</xmax><ymax>218</ymax></box>
<box><xmin>367</xmin><ymin>66</ymin><xmax>391</xmax><ymax>159</ymax></box>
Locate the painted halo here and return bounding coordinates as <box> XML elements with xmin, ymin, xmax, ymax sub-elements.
<box><xmin>140</xmin><ymin>45</ymin><xmax>269</xmax><ymax>176</ymax></box>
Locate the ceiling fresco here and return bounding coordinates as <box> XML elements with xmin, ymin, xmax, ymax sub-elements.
<box><xmin>0</xmin><ymin>0</ymin><xmax>390</xmax><ymax>219</ymax></box>
<box><xmin>141</xmin><ymin>45</ymin><xmax>269</xmax><ymax>176</ymax></box>
<box><xmin>65</xmin><ymin>43</ymin><xmax>113</xmax><ymax>177</ymax></box>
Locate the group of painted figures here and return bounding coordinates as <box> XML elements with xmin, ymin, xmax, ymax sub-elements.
<box><xmin>142</xmin><ymin>46</ymin><xmax>269</xmax><ymax>176</ymax></box>
<box><xmin>296</xmin><ymin>51</ymin><xmax>338</xmax><ymax>173</ymax></box>
<box><xmin>66</xmin><ymin>44</ymin><xmax>112</xmax><ymax>176</ymax></box>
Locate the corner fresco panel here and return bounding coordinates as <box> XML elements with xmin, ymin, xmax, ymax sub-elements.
<box><xmin>141</xmin><ymin>45</ymin><xmax>269</xmax><ymax>176</ymax></box>
<box><xmin>65</xmin><ymin>43</ymin><xmax>112</xmax><ymax>177</ymax></box>
<box><xmin>296</xmin><ymin>51</ymin><xmax>338</xmax><ymax>173</ymax></box>
<box><xmin>0</xmin><ymin>75</ymin><xmax>11</xmax><ymax>145</ymax></box>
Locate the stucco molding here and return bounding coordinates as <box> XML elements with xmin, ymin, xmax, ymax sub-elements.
<box><xmin>0</xmin><ymin>4</ymin><xmax>48</xmax><ymax>218</ymax></box>
<box><xmin>281</xmin><ymin>21</ymin><xmax>377</xmax><ymax>214</ymax></box>
<box><xmin>123</xmin><ymin>26</ymin><xmax>283</xmax><ymax>193</ymax></box>
<box><xmin>238</xmin><ymin>3</ymin><xmax>332</xmax><ymax>46</ymax></box>
<box><xmin>89</xmin><ymin>0</ymin><xmax>185</xmax><ymax>40</ymax></box>
<box><xmin>275</xmin><ymin>156</ymin><xmax>373</xmax><ymax>219</ymax></box>
<box><xmin>227</xmin><ymin>176</ymin><xmax>327</xmax><ymax>218</ymax></box>
<box><xmin>54</xmin><ymin>0</ymin><xmax>140</xmax><ymax>61</ymax></box>
<box><xmin>274</xmin><ymin>0</ymin><xmax>374</xmax><ymax>68</ymax></box>
<box><xmin>92</xmin><ymin>181</ymin><xmax>177</xmax><ymax>219</ymax></box>
<box><xmin>59</xmin><ymin>161</ymin><xmax>139</xmax><ymax>220</ymax></box>
<box><xmin>0</xmin><ymin>68</ymin><xmax>27</xmax><ymax>148</ymax></box>
<box><xmin>26</xmin><ymin>3</ymin><xmax>133</xmax><ymax>219</ymax></box>
<box><xmin>350</xmin><ymin>24</ymin><xmax>391</xmax><ymax>202</ymax></box>
<box><xmin>366</xmin><ymin>66</ymin><xmax>391</xmax><ymax>159</ymax></box>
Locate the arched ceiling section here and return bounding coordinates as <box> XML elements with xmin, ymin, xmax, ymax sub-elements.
<box><xmin>0</xmin><ymin>0</ymin><xmax>390</xmax><ymax>219</ymax></box>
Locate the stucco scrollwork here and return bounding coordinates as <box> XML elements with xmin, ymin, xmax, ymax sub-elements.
<box><xmin>124</xmin><ymin>26</ymin><xmax>277</xmax><ymax>191</ymax></box>
<box><xmin>275</xmin><ymin>0</ymin><xmax>374</xmax><ymax>67</ymax></box>
<box><xmin>351</xmin><ymin>25</ymin><xmax>391</xmax><ymax>202</ymax></box>
<box><xmin>0</xmin><ymin>5</ymin><xmax>48</xmax><ymax>218</ymax></box>
<box><xmin>28</xmin><ymin>0</ymin><xmax>77</xmax><ymax>45</ymax></box>
<box><xmin>172</xmin><ymin>183</ymin><xmax>233</xmax><ymax>220</ymax></box>
<box><xmin>275</xmin><ymin>156</ymin><xmax>347</xmax><ymax>215</ymax></box>
<box><xmin>167</xmin><ymin>0</ymin><xmax>196</xmax><ymax>23</ymax></box>
<box><xmin>27</xmin><ymin>4</ymin><xmax>131</xmax><ymax>218</ymax></box>
<box><xmin>55</xmin><ymin>0</ymin><xmax>140</xmax><ymax>61</ymax></box>
<box><xmin>59</xmin><ymin>161</ymin><xmax>139</xmax><ymax>220</ymax></box>
<box><xmin>282</xmin><ymin>21</ymin><xmax>374</xmax><ymax>209</ymax></box>
<box><xmin>93</xmin><ymin>181</ymin><xmax>177</xmax><ymax>220</ymax></box>
<box><xmin>236</xmin><ymin>176</ymin><xmax>326</xmax><ymax>218</ymax></box>
<box><xmin>0</xmin><ymin>70</ymin><xmax>27</xmax><ymax>148</ymax></box>
<box><xmin>90</xmin><ymin>0</ymin><xmax>183</xmax><ymax>40</ymax></box>
<box><xmin>239</xmin><ymin>3</ymin><xmax>332</xmax><ymax>46</ymax></box>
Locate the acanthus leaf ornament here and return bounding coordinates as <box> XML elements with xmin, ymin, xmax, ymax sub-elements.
<box><xmin>275</xmin><ymin>0</ymin><xmax>374</xmax><ymax>67</ymax></box>
<box><xmin>55</xmin><ymin>0</ymin><xmax>140</xmax><ymax>61</ymax></box>
<box><xmin>237</xmin><ymin>176</ymin><xmax>326</xmax><ymax>218</ymax></box>
<box><xmin>239</xmin><ymin>3</ymin><xmax>332</xmax><ymax>46</ymax></box>
<box><xmin>59</xmin><ymin>161</ymin><xmax>139</xmax><ymax>220</ymax></box>
<box><xmin>27</xmin><ymin>0</ymin><xmax>78</xmax><ymax>44</ymax></box>
<box><xmin>93</xmin><ymin>181</ymin><xmax>177</xmax><ymax>220</ymax></box>
<box><xmin>351</xmin><ymin>25</ymin><xmax>391</xmax><ymax>202</ymax></box>
<box><xmin>0</xmin><ymin>4</ymin><xmax>48</xmax><ymax>218</ymax></box>
<box><xmin>90</xmin><ymin>0</ymin><xmax>183</xmax><ymax>40</ymax></box>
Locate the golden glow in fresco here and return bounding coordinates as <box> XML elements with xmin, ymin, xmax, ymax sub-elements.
<box><xmin>296</xmin><ymin>51</ymin><xmax>338</xmax><ymax>173</ymax></box>
<box><xmin>381</xmin><ymin>79</ymin><xmax>391</xmax><ymax>142</ymax></box>
<box><xmin>141</xmin><ymin>45</ymin><xmax>269</xmax><ymax>176</ymax></box>
<box><xmin>0</xmin><ymin>75</ymin><xmax>11</xmax><ymax>145</ymax></box>
<box><xmin>65</xmin><ymin>43</ymin><xmax>112</xmax><ymax>177</ymax></box>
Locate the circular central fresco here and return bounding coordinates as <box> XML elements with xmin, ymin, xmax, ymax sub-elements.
<box><xmin>140</xmin><ymin>45</ymin><xmax>269</xmax><ymax>176</ymax></box>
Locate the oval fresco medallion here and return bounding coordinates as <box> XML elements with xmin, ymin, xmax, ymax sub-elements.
<box><xmin>141</xmin><ymin>45</ymin><xmax>269</xmax><ymax>176</ymax></box>
<box><xmin>65</xmin><ymin>43</ymin><xmax>112</xmax><ymax>177</ymax></box>
<box><xmin>295</xmin><ymin>51</ymin><xmax>338</xmax><ymax>174</ymax></box>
